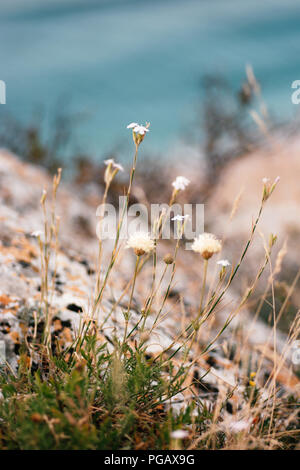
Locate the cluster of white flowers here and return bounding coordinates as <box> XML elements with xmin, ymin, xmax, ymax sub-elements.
<box><xmin>127</xmin><ymin>122</ymin><xmax>150</xmax><ymax>146</ymax></box>
<box><xmin>127</xmin><ymin>122</ymin><xmax>149</xmax><ymax>136</ymax></box>
<box><xmin>191</xmin><ymin>232</ymin><xmax>222</xmax><ymax>260</ymax></box>
<box><xmin>104</xmin><ymin>158</ymin><xmax>124</xmax><ymax>172</ymax></box>
<box><xmin>172</xmin><ymin>176</ymin><xmax>190</xmax><ymax>191</ymax></box>
<box><xmin>126</xmin><ymin>231</ymin><xmax>155</xmax><ymax>256</ymax></box>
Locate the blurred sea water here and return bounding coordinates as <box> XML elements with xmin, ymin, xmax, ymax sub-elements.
<box><xmin>0</xmin><ymin>0</ymin><xmax>300</xmax><ymax>160</ymax></box>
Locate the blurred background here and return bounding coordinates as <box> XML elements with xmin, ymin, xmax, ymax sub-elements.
<box><xmin>1</xmin><ymin>0</ymin><xmax>300</xmax><ymax>168</ymax></box>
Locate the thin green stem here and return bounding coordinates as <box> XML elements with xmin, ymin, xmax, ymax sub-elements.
<box><xmin>93</xmin><ymin>144</ymin><xmax>139</xmax><ymax>312</ymax></box>
<box><xmin>123</xmin><ymin>255</ymin><xmax>140</xmax><ymax>346</ymax></box>
<box><xmin>198</xmin><ymin>259</ymin><xmax>208</xmax><ymax>317</ymax></box>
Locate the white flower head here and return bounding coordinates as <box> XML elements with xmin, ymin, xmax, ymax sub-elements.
<box><xmin>127</xmin><ymin>122</ymin><xmax>150</xmax><ymax>145</ymax></box>
<box><xmin>192</xmin><ymin>233</ymin><xmax>222</xmax><ymax>260</ymax></box>
<box><xmin>104</xmin><ymin>159</ymin><xmax>124</xmax><ymax>172</ymax></box>
<box><xmin>31</xmin><ymin>230</ymin><xmax>43</xmax><ymax>238</ymax></box>
<box><xmin>172</xmin><ymin>176</ymin><xmax>190</xmax><ymax>191</ymax></box>
<box><xmin>133</xmin><ymin>125</ymin><xmax>149</xmax><ymax>136</ymax></box>
<box><xmin>217</xmin><ymin>259</ymin><xmax>231</xmax><ymax>267</ymax></box>
<box><xmin>126</xmin><ymin>231</ymin><xmax>155</xmax><ymax>256</ymax></box>
<box><xmin>170</xmin><ymin>429</ymin><xmax>189</xmax><ymax>439</ymax></box>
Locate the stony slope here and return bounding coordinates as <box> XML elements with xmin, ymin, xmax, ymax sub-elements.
<box><xmin>0</xmin><ymin>149</ymin><xmax>298</xmax><ymax>413</ymax></box>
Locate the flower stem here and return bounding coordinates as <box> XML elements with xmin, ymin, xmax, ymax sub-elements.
<box><xmin>198</xmin><ymin>259</ymin><xmax>208</xmax><ymax>317</ymax></box>
<box><xmin>93</xmin><ymin>144</ymin><xmax>139</xmax><ymax>312</ymax></box>
<box><xmin>123</xmin><ymin>255</ymin><xmax>140</xmax><ymax>345</ymax></box>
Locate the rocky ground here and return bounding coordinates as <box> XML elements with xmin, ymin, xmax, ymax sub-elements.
<box><xmin>0</xmin><ymin>148</ymin><xmax>299</xmax><ymax>418</ymax></box>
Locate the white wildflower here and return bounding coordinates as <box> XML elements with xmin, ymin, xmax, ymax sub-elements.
<box><xmin>217</xmin><ymin>259</ymin><xmax>231</xmax><ymax>267</ymax></box>
<box><xmin>127</xmin><ymin>122</ymin><xmax>150</xmax><ymax>146</ymax></box>
<box><xmin>133</xmin><ymin>125</ymin><xmax>149</xmax><ymax>135</ymax></box>
<box><xmin>104</xmin><ymin>159</ymin><xmax>124</xmax><ymax>172</ymax></box>
<box><xmin>172</xmin><ymin>176</ymin><xmax>190</xmax><ymax>191</ymax></box>
<box><xmin>191</xmin><ymin>233</ymin><xmax>222</xmax><ymax>260</ymax></box>
<box><xmin>126</xmin><ymin>122</ymin><xmax>139</xmax><ymax>129</ymax></box>
<box><xmin>126</xmin><ymin>232</ymin><xmax>155</xmax><ymax>256</ymax></box>
<box><xmin>31</xmin><ymin>230</ymin><xmax>43</xmax><ymax>238</ymax></box>
<box><xmin>170</xmin><ymin>429</ymin><xmax>189</xmax><ymax>439</ymax></box>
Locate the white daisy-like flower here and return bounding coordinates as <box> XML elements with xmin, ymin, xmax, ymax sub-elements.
<box><xmin>134</xmin><ymin>125</ymin><xmax>149</xmax><ymax>135</ymax></box>
<box><xmin>127</xmin><ymin>122</ymin><xmax>139</xmax><ymax>129</ymax></box>
<box><xmin>191</xmin><ymin>233</ymin><xmax>222</xmax><ymax>260</ymax></box>
<box><xmin>127</xmin><ymin>122</ymin><xmax>149</xmax><ymax>135</ymax></box>
<box><xmin>126</xmin><ymin>231</ymin><xmax>155</xmax><ymax>256</ymax></box>
<box><xmin>217</xmin><ymin>259</ymin><xmax>231</xmax><ymax>267</ymax></box>
<box><xmin>172</xmin><ymin>176</ymin><xmax>190</xmax><ymax>191</ymax></box>
<box><xmin>31</xmin><ymin>230</ymin><xmax>43</xmax><ymax>238</ymax></box>
<box><xmin>170</xmin><ymin>429</ymin><xmax>189</xmax><ymax>439</ymax></box>
<box><xmin>262</xmin><ymin>177</ymin><xmax>270</xmax><ymax>184</ymax></box>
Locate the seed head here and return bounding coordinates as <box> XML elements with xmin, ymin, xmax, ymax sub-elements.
<box><xmin>163</xmin><ymin>253</ymin><xmax>174</xmax><ymax>265</ymax></box>
<box><xmin>192</xmin><ymin>233</ymin><xmax>222</xmax><ymax>260</ymax></box>
<box><xmin>126</xmin><ymin>232</ymin><xmax>155</xmax><ymax>255</ymax></box>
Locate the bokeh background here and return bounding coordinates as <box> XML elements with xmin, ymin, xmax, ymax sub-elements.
<box><xmin>1</xmin><ymin>0</ymin><xmax>300</xmax><ymax>162</ymax></box>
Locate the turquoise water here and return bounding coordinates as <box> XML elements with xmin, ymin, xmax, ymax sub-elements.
<box><xmin>0</xmin><ymin>0</ymin><xmax>300</xmax><ymax>159</ymax></box>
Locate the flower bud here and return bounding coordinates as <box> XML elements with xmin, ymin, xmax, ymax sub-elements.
<box><xmin>163</xmin><ymin>253</ymin><xmax>174</xmax><ymax>265</ymax></box>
